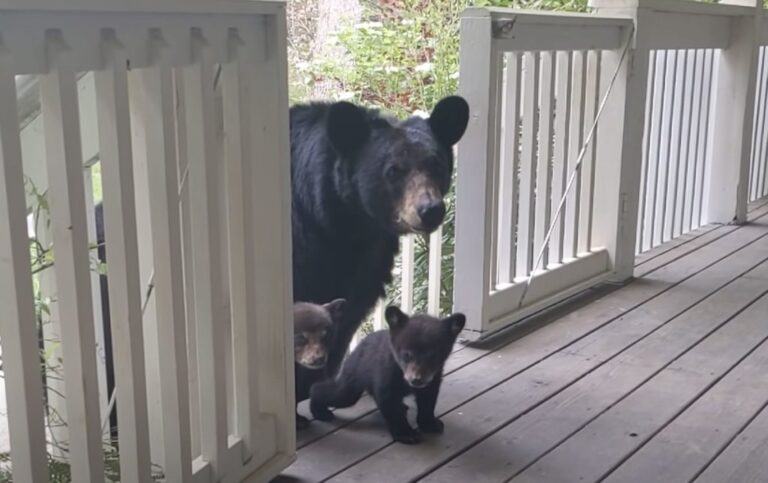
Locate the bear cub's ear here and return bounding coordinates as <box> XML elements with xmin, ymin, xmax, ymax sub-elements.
<box><xmin>443</xmin><ymin>313</ymin><xmax>466</xmax><ymax>337</ymax></box>
<box><xmin>326</xmin><ymin>101</ymin><xmax>371</xmax><ymax>157</ymax></box>
<box><xmin>385</xmin><ymin>306</ymin><xmax>409</xmax><ymax>330</ymax></box>
<box><xmin>428</xmin><ymin>96</ymin><xmax>470</xmax><ymax>148</ymax></box>
<box><xmin>323</xmin><ymin>298</ymin><xmax>346</xmax><ymax>323</ymax></box>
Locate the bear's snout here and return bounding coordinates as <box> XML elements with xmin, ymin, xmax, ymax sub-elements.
<box><xmin>417</xmin><ymin>199</ymin><xmax>446</xmax><ymax>232</ymax></box>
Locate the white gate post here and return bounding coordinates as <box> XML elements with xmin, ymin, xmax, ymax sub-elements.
<box><xmin>454</xmin><ymin>8</ymin><xmax>500</xmax><ymax>335</ymax></box>
<box><xmin>706</xmin><ymin>0</ymin><xmax>762</xmax><ymax>224</ymax></box>
<box><xmin>589</xmin><ymin>0</ymin><xmax>650</xmax><ymax>281</ymax></box>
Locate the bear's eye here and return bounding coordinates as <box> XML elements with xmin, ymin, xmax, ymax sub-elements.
<box><xmin>294</xmin><ymin>334</ymin><xmax>308</xmax><ymax>346</ymax></box>
<box><xmin>401</xmin><ymin>350</ymin><xmax>414</xmax><ymax>363</ymax></box>
<box><xmin>386</xmin><ymin>164</ymin><xmax>405</xmax><ymax>182</ymax></box>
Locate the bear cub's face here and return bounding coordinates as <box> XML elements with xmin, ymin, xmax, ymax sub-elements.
<box><xmin>294</xmin><ymin>299</ymin><xmax>345</xmax><ymax>370</ymax></box>
<box><xmin>385</xmin><ymin>306</ymin><xmax>466</xmax><ymax>388</ymax></box>
<box><xmin>326</xmin><ymin>96</ymin><xmax>469</xmax><ymax>235</ymax></box>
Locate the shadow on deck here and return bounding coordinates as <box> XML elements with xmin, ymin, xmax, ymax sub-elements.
<box><xmin>278</xmin><ymin>199</ymin><xmax>768</xmax><ymax>483</ymax></box>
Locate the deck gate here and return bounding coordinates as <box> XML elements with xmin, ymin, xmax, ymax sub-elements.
<box><xmin>0</xmin><ymin>1</ymin><xmax>295</xmax><ymax>481</ymax></box>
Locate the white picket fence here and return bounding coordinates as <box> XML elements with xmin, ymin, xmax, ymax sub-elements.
<box><xmin>0</xmin><ymin>1</ymin><xmax>294</xmax><ymax>482</ymax></box>
<box><xmin>453</xmin><ymin>0</ymin><xmax>768</xmax><ymax>339</ymax></box>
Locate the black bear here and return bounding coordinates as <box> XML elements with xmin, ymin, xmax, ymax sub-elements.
<box><xmin>310</xmin><ymin>306</ymin><xmax>465</xmax><ymax>444</ymax></box>
<box><xmin>292</xmin><ymin>299</ymin><xmax>345</xmax><ymax>429</ymax></box>
<box><xmin>290</xmin><ymin>96</ymin><xmax>469</xmax><ymax>394</ymax></box>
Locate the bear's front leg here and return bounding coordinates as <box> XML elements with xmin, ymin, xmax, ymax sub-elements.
<box><xmin>374</xmin><ymin>389</ymin><xmax>421</xmax><ymax>444</ymax></box>
<box><xmin>416</xmin><ymin>380</ymin><xmax>444</xmax><ymax>434</ymax></box>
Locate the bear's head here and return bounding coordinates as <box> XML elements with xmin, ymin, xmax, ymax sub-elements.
<box><xmin>326</xmin><ymin>96</ymin><xmax>469</xmax><ymax>235</ymax></box>
<box><xmin>293</xmin><ymin>299</ymin><xmax>346</xmax><ymax>370</ymax></box>
<box><xmin>385</xmin><ymin>306</ymin><xmax>466</xmax><ymax>389</ymax></box>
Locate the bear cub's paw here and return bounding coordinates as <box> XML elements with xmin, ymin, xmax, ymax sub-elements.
<box><xmin>417</xmin><ymin>416</ymin><xmax>445</xmax><ymax>434</ymax></box>
<box><xmin>392</xmin><ymin>427</ymin><xmax>422</xmax><ymax>445</ymax></box>
<box><xmin>310</xmin><ymin>404</ymin><xmax>335</xmax><ymax>422</ymax></box>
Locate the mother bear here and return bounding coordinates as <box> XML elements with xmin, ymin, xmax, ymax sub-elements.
<box><xmin>290</xmin><ymin>95</ymin><xmax>469</xmax><ymax>402</ymax></box>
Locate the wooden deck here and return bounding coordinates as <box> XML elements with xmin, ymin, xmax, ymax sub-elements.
<box><xmin>277</xmin><ymin>199</ymin><xmax>768</xmax><ymax>483</ymax></box>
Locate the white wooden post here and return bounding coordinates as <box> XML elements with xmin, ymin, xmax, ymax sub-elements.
<box><xmin>454</xmin><ymin>8</ymin><xmax>501</xmax><ymax>334</ymax></box>
<box><xmin>706</xmin><ymin>0</ymin><xmax>762</xmax><ymax>224</ymax></box>
<box><xmin>589</xmin><ymin>0</ymin><xmax>650</xmax><ymax>281</ymax></box>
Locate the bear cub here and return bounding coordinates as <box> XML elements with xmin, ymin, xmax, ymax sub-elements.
<box><xmin>310</xmin><ymin>306</ymin><xmax>465</xmax><ymax>444</ymax></box>
<box><xmin>293</xmin><ymin>299</ymin><xmax>345</xmax><ymax>429</ymax></box>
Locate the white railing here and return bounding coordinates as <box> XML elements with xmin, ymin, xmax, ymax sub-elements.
<box><xmin>750</xmin><ymin>45</ymin><xmax>768</xmax><ymax>201</ymax></box>
<box><xmin>454</xmin><ymin>0</ymin><xmax>767</xmax><ymax>340</ymax></box>
<box><xmin>0</xmin><ymin>1</ymin><xmax>294</xmax><ymax>482</ymax></box>
<box><xmin>637</xmin><ymin>48</ymin><xmax>717</xmax><ymax>253</ymax></box>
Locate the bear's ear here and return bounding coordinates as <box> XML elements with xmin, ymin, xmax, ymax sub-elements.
<box><xmin>443</xmin><ymin>313</ymin><xmax>466</xmax><ymax>337</ymax></box>
<box><xmin>323</xmin><ymin>298</ymin><xmax>346</xmax><ymax>323</ymax></box>
<box><xmin>428</xmin><ymin>96</ymin><xmax>469</xmax><ymax>148</ymax></box>
<box><xmin>326</xmin><ymin>101</ymin><xmax>371</xmax><ymax>157</ymax></box>
<box><xmin>385</xmin><ymin>306</ymin><xmax>409</xmax><ymax>330</ymax></box>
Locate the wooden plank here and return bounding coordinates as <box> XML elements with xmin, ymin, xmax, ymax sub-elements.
<box><xmin>515</xmin><ymin>51</ymin><xmax>540</xmax><ymax>279</ymax></box>
<box><xmin>418</xmin><ymin>237</ymin><xmax>768</xmax><ymax>483</ymax></box>
<box><xmin>182</xmin><ymin>30</ymin><xmax>228</xmax><ymax>472</ymax></box>
<box><xmin>674</xmin><ymin>49</ymin><xmax>694</xmax><ymax>239</ymax></box>
<box><xmin>454</xmin><ymin>11</ymin><xmax>501</xmax><ymax>331</ymax></box>
<box><xmin>427</xmin><ymin>227</ymin><xmax>442</xmax><ymax>315</ymax></box>
<box><xmin>693</xmin><ymin>50</ymin><xmax>715</xmax><ymax>229</ymax></box>
<box><xmin>577</xmin><ymin>50</ymin><xmax>599</xmax><ymax>254</ymax></box>
<box><xmin>548</xmin><ymin>51</ymin><xmax>571</xmax><ymax>266</ymax></box>
<box><xmin>401</xmin><ymin>235</ymin><xmax>415</xmax><ymax>312</ymax></box>
<box><xmin>655</xmin><ymin>49</ymin><xmax>677</xmax><ymax>247</ymax></box>
<box><xmin>697</xmin><ymin>399</ymin><xmax>768</xmax><ymax>482</ymax></box>
<box><xmin>606</xmin><ymin>309</ymin><xmax>768</xmax><ymax>482</ymax></box>
<box><xmin>497</xmin><ymin>52</ymin><xmax>521</xmax><ymax>284</ymax></box>
<box><xmin>94</xmin><ymin>36</ymin><xmax>152</xmax><ymax>482</ymax></box>
<box><xmin>643</xmin><ymin>50</ymin><xmax>666</xmax><ymax>252</ymax></box>
<box><xmin>533</xmin><ymin>51</ymin><xmax>554</xmax><ymax>270</ymax></box>
<box><xmin>637</xmin><ymin>50</ymin><xmax>655</xmax><ymax>253</ymax></box>
<box><xmin>754</xmin><ymin>47</ymin><xmax>768</xmax><ymax>201</ymax></box>
<box><xmin>289</xmin><ymin>217</ymin><xmax>768</xmax><ymax>481</ymax></box>
<box><xmin>683</xmin><ymin>49</ymin><xmax>703</xmax><ymax>233</ymax></box>
<box><xmin>290</xmin><ymin>205</ymin><xmax>768</xmax><ymax>452</ymax></box>
<box><xmin>133</xmin><ymin>46</ymin><xmax>192</xmax><ymax>481</ymax></box>
<box><xmin>0</xmin><ymin>58</ymin><xmax>48</xmax><ymax>483</ymax></box>
<box><xmin>40</xmin><ymin>65</ymin><xmax>105</xmax><ymax>482</ymax></box>
<box><xmin>563</xmin><ymin>50</ymin><xmax>585</xmax><ymax>261</ymax></box>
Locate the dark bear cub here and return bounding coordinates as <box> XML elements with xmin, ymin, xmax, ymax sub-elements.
<box><xmin>293</xmin><ymin>299</ymin><xmax>345</xmax><ymax>429</ymax></box>
<box><xmin>310</xmin><ymin>306</ymin><xmax>465</xmax><ymax>444</ymax></box>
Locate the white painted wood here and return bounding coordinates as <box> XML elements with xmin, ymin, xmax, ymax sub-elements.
<box><xmin>682</xmin><ymin>50</ymin><xmax>702</xmax><ymax>233</ymax></box>
<box><xmin>182</xmin><ymin>29</ymin><xmax>228</xmax><ymax>474</ymax></box>
<box><xmin>534</xmin><ymin>51</ymin><xmax>555</xmax><ymax>269</ymax></box>
<box><xmin>637</xmin><ymin>50</ymin><xmax>656</xmax><ymax>253</ymax></box>
<box><xmin>496</xmin><ymin>52</ymin><xmax>521</xmax><ymax>285</ymax></box>
<box><xmin>642</xmin><ymin>50</ymin><xmax>666</xmax><ymax>252</ymax></box>
<box><xmin>563</xmin><ymin>50</ymin><xmax>586</xmax><ymax>261</ymax></box>
<box><xmin>707</xmin><ymin>11</ymin><xmax>761</xmax><ymax>224</ymax></box>
<box><xmin>400</xmin><ymin>235</ymin><xmax>415</xmax><ymax>312</ymax></box>
<box><xmin>94</xmin><ymin>33</ymin><xmax>152</xmax><ymax>483</ymax></box>
<box><xmin>751</xmin><ymin>47</ymin><xmax>768</xmax><ymax>201</ymax></box>
<box><xmin>455</xmin><ymin>9</ymin><xmax>500</xmax><ymax>332</ymax></box>
<box><xmin>759</xmin><ymin>47</ymin><xmax>768</xmax><ymax>199</ymax></box>
<box><xmin>694</xmin><ymin>50</ymin><xmax>716</xmax><ymax>228</ymax></box>
<box><xmin>131</xmin><ymin>43</ymin><xmax>193</xmax><ymax>482</ymax></box>
<box><xmin>40</xmin><ymin>64</ymin><xmax>104</xmax><ymax>481</ymax></box>
<box><xmin>664</xmin><ymin>49</ymin><xmax>686</xmax><ymax>243</ymax></box>
<box><xmin>0</xmin><ymin>56</ymin><xmax>48</xmax><ymax>483</ymax></box>
<box><xmin>427</xmin><ymin>228</ymin><xmax>443</xmax><ymax>315</ymax></box>
<box><xmin>590</xmin><ymin>5</ymin><xmax>649</xmax><ymax>281</ymax></box>
<box><xmin>372</xmin><ymin>300</ymin><xmax>386</xmax><ymax>332</ymax></box>
<box><xmin>221</xmin><ymin>29</ymin><xmax>276</xmax><ymax>466</ymax></box>
<box><xmin>549</xmin><ymin>51</ymin><xmax>572</xmax><ymax>266</ymax></box>
<box><xmin>247</xmin><ymin>10</ymin><xmax>295</xmax><ymax>461</ymax></box>
<box><xmin>676</xmin><ymin>50</ymin><xmax>695</xmax><ymax>237</ymax></box>
<box><xmin>655</xmin><ymin>49</ymin><xmax>677</xmax><ymax>247</ymax></box>
<box><xmin>578</xmin><ymin>50</ymin><xmax>600</xmax><ymax>254</ymax></box>
<box><xmin>516</xmin><ymin>51</ymin><xmax>540</xmax><ymax>279</ymax></box>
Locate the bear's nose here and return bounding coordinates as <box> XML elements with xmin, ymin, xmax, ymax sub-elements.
<box><xmin>417</xmin><ymin>200</ymin><xmax>446</xmax><ymax>230</ymax></box>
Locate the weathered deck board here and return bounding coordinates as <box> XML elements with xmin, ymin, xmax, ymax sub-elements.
<box><xmin>278</xmin><ymin>202</ymin><xmax>768</xmax><ymax>483</ymax></box>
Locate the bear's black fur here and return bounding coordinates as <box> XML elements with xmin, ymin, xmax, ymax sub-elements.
<box><xmin>290</xmin><ymin>96</ymin><xmax>469</xmax><ymax>397</ymax></box>
<box><xmin>310</xmin><ymin>307</ymin><xmax>465</xmax><ymax>444</ymax></box>
<box><xmin>293</xmin><ymin>299</ymin><xmax>345</xmax><ymax>429</ymax></box>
